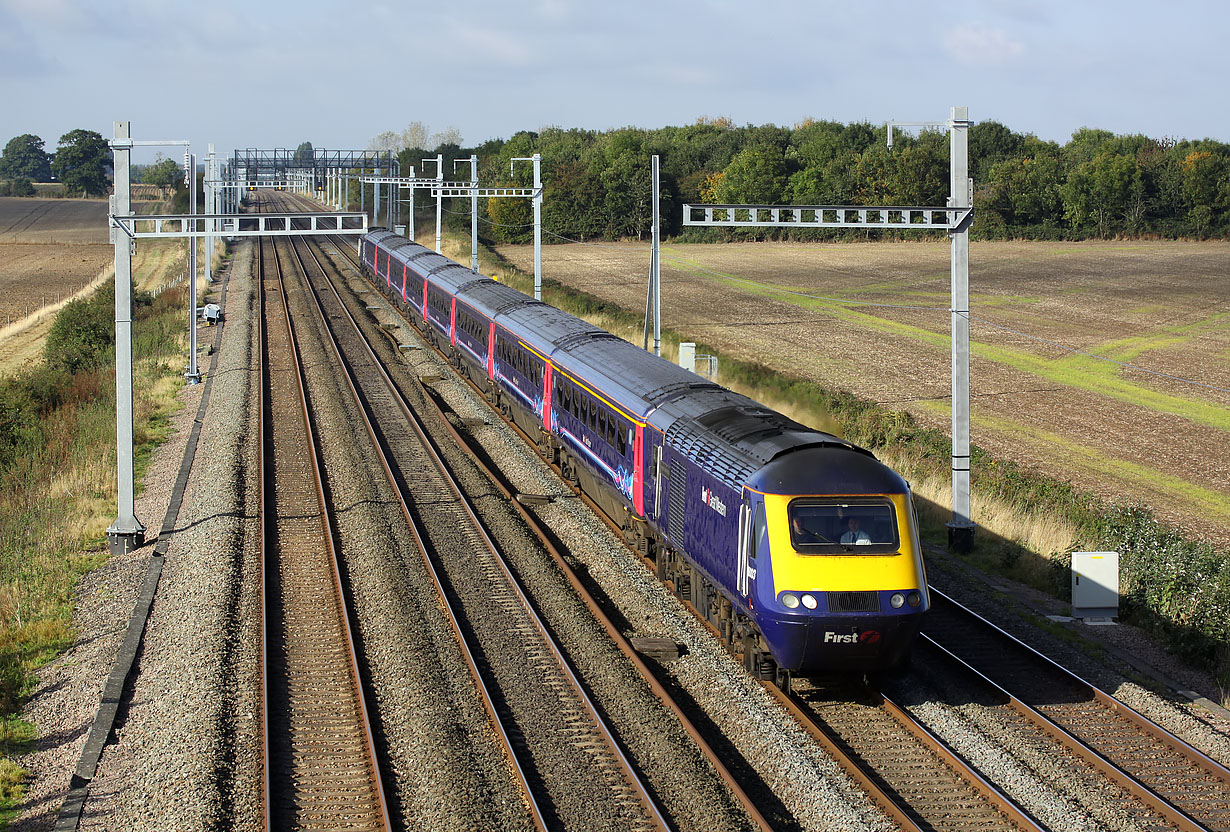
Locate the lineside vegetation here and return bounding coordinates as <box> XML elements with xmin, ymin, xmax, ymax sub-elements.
<box><xmin>357</xmin><ymin>118</ymin><xmax>1230</xmax><ymax>243</ymax></box>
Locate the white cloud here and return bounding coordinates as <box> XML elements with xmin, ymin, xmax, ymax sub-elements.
<box><xmin>944</xmin><ymin>22</ymin><xmax>1026</xmax><ymax>66</ymax></box>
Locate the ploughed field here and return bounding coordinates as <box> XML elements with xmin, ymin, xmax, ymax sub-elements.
<box><xmin>0</xmin><ymin>197</ymin><xmax>112</xmax><ymax>325</ymax></box>
<box><xmin>495</xmin><ymin>239</ymin><xmax>1230</xmax><ymax>546</ymax></box>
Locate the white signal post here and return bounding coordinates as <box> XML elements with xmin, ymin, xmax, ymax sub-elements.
<box><xmin>185</xmin><ymin>151</ymin><xmax>201</xmax><ymax>384</ymax></box>
<box><xmin>106</xmin><ymin>126</ymin><xmax>191</xmax><ymax>554</ymax></box>
<box><xmin>422</xmin><ymin>154</ymin><xmax>444</xmax><ymax>253</ymax></box>
<box><xmin>205</xmin><ymin>145</ymin><xmax>215</xmax><ymax>285</ymax></box>
<box><xmin>454</xmin><ymin>155</ymin><xmax>479</xmax><ymax>272</ymax></box>
<box><xmin>107</xmin><ymin>126</ymin><xmax>372</xmax><ymax>557</ymax></box>
<box><xmin>644</xmin><ymin>154</ymin><xmax>662</xmax><ymax>356</ymax></box>
<box><xmin>407</xmin><ymin>166</ymin><xmax>415</xmax><ymax>241</ymax></box>
<box><xmin>511</xmin><ymin>154</ymin><xmax>543</xmax><ymax>300</ymax></box>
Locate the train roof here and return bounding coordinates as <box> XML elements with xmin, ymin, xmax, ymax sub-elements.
<box><xmin>749</xmin><ymin>444</ymin><xmax>904</xmax><ymax>496</ymax></box>
<box><xmin>455</xmin><ymin>280</ymin><xmax>540</xmax><ymax>319</ymax></box>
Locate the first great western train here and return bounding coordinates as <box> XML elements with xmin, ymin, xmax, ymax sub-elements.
<box><xmin>359</xmin><ymin>228</ymin><xmax>929</xmax><ymax>683</ymax></box>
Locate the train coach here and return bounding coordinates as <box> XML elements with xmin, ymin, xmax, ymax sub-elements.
<box><xmin>359</xmin><ymin>228</ymin><xmax>929</xmax><ymax>684</ymax></box>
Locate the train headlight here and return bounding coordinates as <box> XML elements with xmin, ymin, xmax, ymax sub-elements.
<box><xmin>780</xmin><ymin>593</ymin><xmax>800</xmax><ymax>609</ymax></box>
<box><xmin>890</xmin><ymin>593</ymin><xmax>906</xmax><ymax>609</ymax></box>
<box><xmin>801</xmin><ymin>594</ymin><xmax>817</xmax><ymax>609</ymax></box>
<box><xmin>907</xmin><ymin>591</ymin><xmax>922</xmax><ymax>607</ymax></box>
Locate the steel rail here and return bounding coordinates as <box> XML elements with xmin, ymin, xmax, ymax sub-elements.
<box><xmin>776</xmin><ymin>680</ymin><xmax>1045</xmax><ymax>832</ymax></box>
<box><xmin>926</xmin><ymin>588</ymin><xmax>1230</xmax><ymax>832</ymax></box>
<box><xmin>284</xmin><ymin>224</ymin><xmax>669</xmax><ymax>829</ymax></box>
<box><xmin>257</xmin><ymin>222</ymin><xmax>392</xmax><ymax>830</ymax></box>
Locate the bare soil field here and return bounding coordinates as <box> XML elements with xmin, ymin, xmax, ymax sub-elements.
<box><xmin>496</xmin><ymin>239</ymin><xmax>1230</xmax><ymax>545</ymax></box>
<box><xmin>0</xmin><ymin>197</ymin><xmax>108</xmax><ymax>244</ymax></box>
<box><xmin>0</xmin><ymin>198</ymin><xmax>113</xmax><ymax>326</ymax></box>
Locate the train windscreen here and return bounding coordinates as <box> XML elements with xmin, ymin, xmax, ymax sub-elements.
<box><xmin>787</xmin><ymin>499</ymin><xmax>899</xmax><ymax>554</ymax></box>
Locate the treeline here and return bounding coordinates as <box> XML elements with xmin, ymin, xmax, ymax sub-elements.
<box><xmin>383</xmin><ymin>118</ymin><xmax>1229</xmax><ymax>243</ymax></box>
<box><xmin>0</xmin><ymin>130</ymin><xmax>111</xmax><ymax>197</ymax></box>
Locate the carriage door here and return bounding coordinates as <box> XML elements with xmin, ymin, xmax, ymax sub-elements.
<box><xmin>737</xmin><ymin>494</ymin><xmax>753</xmax><ymax>597</ymax></box>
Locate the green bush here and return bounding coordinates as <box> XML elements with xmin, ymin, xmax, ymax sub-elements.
<box><xmin>43</xmin><ymin>282</ymin><xmax>115</xmax><ymax>374</ymax></box>
<box><xmin>0</xmin><ymin>179</ymin><xmax>35</xmax><ymax>197</ymax></box>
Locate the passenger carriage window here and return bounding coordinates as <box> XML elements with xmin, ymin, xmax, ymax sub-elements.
<box><xmin>617</xmin><ymin>422</ymin><xmax>627</xmax><ymax>456</ymax></box>
<box><xmin>588</xmin><ymin>398</ymin><xmax>597</xmax><ymax>429</ymax></box>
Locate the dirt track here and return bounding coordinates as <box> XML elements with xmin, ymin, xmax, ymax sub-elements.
<box><xmin>496</xmin><ymin>239</ymin><xmax>1230</xmax><ymax>545</ymax></box>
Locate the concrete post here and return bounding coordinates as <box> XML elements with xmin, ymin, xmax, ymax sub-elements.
<box><xmin>456</xmin><ymin>155</ymin><xmax>479</xmax><ymax>272</ymax></box>
<box><xmin>205</xmin><ymin>145</ymin><xmax>214</xmax><ymax>284</ymax></box>
<box><xmin>106</xmin><ymin>121</ymin><xmax>146</xmax><ymax>554</ymax></box>
<box><xmin>434</xmin><ymin>154</ymin><xmax>443</xmax><ymax>254</ymax></box>
<box><xmin>374</xmin><ymin>166</ymin><xmax>381</xmax><ymax>229</ymax></box>
<box><xmin>408</xmin><ymin>166</ymin><xmax>415</xmax><ymax>242</ymax></box>
<box><xmin>651</xmin><ymin>154</ymin><xmax>661</xmax><ymax>356</ymax></box>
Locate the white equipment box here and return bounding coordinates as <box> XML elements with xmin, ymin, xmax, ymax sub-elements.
<box><xmin>1071</xmin><ymin>551</ymin><xmax>1119</xmax><ymax>619</ymax></box>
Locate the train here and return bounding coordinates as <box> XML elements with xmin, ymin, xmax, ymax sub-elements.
<box><xmin>358</xmin><ymin>228</ymin><xmax>929</xmax><ymax>683</ymax></box>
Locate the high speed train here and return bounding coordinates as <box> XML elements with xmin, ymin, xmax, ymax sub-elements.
<box><xmin>359</xmin><ymin>228</ymin><xmax>929</xmax><ymax>683</ymax></box>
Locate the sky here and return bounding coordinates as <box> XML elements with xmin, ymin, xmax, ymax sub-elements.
<box><xmin>1</xmin><ymin>0</ymin><xmax>1227</xmax><ymax>164</ymax></box>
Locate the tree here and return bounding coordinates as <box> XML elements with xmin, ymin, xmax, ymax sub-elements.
<box><xmin>144</xmin><ymin>157</ymin><xmax>183</xmax><ymax>197</ymax></box>
<box><xmin>293</xmin><ymin>141</ymin><xmax>314</xmax><ymax>162</ymax></box>
<box><xmin>429</xmin><ymin>126</ymin><xmax>463</xmax><ymax>149</ymax></box>
<box><xmin>50</xmin><ymin>129</ymin><xmax>110</xmax><ymax>197</ymax></box>
<box><xmin>487</xmin><ymin>186</ymin><xmax>533</xmax><ymax>244</ymax></box>
<box><xmin>0</xmin><ymin>134</ymin><xmax>52</xmax><ymax>181</ymax></box>
<box><xmin>0</xmin><ymin>179</ymin><xmax>35</xmax><ymax>197</ymax></box>
<box><xmin>1180</xmin><ymin>150</ymin><xmax>1224</xmax><ymax>237</ymax></box>
<box><xmin>401</xmin><ymin>122</ymin><xmax>430</xmax><ymax>153</ymax></box>
<box><xmin>969</xmin><ymin>120</ymin><xmax>1024</xmax><ymax>182</ymax></box>
<box><xmin>1062</xmin><ymin>151</ymin><xmax>1142</xmax><ymax>237</ymax></box>
<box><xmin>368</xmin><ymin>131</ymin><xmax>402</xmax><ymax>153</ymax></box>
<box><xmin>715</xmin><ymin>145</ymin><xmax>788</xmax><ymax>204</ymax></box>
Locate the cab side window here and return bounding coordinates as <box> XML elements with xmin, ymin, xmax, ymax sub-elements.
<box><xmin>752</xmin><ymin>503</ymin><xmax>768</xmax><ymax>560</ymax></box>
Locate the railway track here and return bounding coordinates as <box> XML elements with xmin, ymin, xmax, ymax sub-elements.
<box><xmin>780</xmin><ymin>675</ymin><xmax>1045</xmax><ymax>832</ymax></box>
<box><xmin>272</xmin><ymin>217</ymin><xmax>675</xmax><ymax>831</ymax></box>
<box><xmin>258</xmin><ymin>233</ymin><xmax>392</xmax><ymax>829</ymax></box>
<box><xmin>304</xmin><ymin>215</ymin><xmax>1077</xmax><ymax>831</ymax></box>
<box><xmin>922</xmin><ymin>588</ymin><xmax>1230</xmax><ymax>832</ymax></box>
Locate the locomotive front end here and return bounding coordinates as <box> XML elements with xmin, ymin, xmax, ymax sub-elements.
<box><xmin>746</xmin><ymin>445</ymin><xmax>929</xmax><ymax>673</ymax></box>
